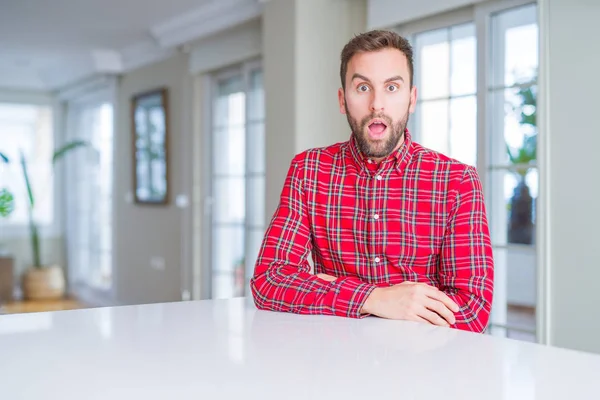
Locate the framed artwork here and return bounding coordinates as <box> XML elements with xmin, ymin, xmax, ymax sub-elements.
<box><xmin>131</xmin><ymin>88</ymin><xmax>169</xmax><ymax>205</ymax></box>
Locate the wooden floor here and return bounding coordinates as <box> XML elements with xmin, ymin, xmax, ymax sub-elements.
<box><xmin>0</xmin><ymin>298</ymin><xmax>85</xmax><ymax>314</ymax></box>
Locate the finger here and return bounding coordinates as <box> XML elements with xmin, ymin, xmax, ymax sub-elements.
<box><xmin>405</xmin><ymin>315</ymin><xmax>432</xmax><ymax>325</ymax></box>
<box><xmin>425</xmin><ymin>298</ymin><xmax>456</xmax><ymax>325</ymax></box>
<box><xmin>418</xmin><ymin>308</ymin><xmax>450</xmax><ymax>327</ymax></box>
<box><xmin>426</xmin><ymin>288</ymin><xmax>460</xmax><ymax>313</ymax></box>
<box><xmin>413</xmin><ymin>315</ymin><xmax>431</xmax><ymax>325</ymax></box>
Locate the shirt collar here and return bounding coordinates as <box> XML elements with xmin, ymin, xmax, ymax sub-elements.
<box><xmin>348</xmin><ymin>129</ymin><xmax>413</xmax><ymax>175</ymax></box>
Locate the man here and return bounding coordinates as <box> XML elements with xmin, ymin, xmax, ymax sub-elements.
<box><xmin>250</xmin><ymin>30</ymin><xmax>494</xmax><ymax>332</ymax></box>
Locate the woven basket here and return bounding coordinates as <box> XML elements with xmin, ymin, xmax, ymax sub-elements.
<box><xmin>23</xmin><ymin>265</ymin><xmax>66</xmax><ymax>301</ymax></box>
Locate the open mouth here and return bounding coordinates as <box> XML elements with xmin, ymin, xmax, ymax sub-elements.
<box><xmin>367</xmin><ymin>119</ymin><xmax>388</xmax><ymax>139</ymax></box>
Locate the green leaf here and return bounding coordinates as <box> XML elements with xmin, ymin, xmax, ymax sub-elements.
<box><xmin>19</xmin><ymin>150</ymin><xmax>35</xmax><ymax>209</ymax></box>
<box><xmin>52</xmin><ymin>140</ymin><xmax>90</xmax><ymax>165</ymax></box>
<box><xmin>0</xmin><ymin>188</ymin><xmax>14</xmax><ymax>217</ymax></box>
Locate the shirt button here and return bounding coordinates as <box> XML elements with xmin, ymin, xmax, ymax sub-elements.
<box><xmin>374</xmin><ymin>257</ymin><xmax>381</xmax><ymax>263</ymax></box>
<box><xmin>368</xmin><ymin>159</ymin><xmax>373</xmax><ymax>164</ymax></box>
<box><xmin>373</xmin><ymin>214</ymin><xmax>379</xmax><ymax>220</ymax></box>
<box><xmin>376</xmin><ymin>175</ymin><xmax>383</xmax><ymax>181</ymax></box>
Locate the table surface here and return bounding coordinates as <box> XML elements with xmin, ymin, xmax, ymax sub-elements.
<box><xmin>1</xmin><ymin>297</ymin><xmax>599</xmax><ymax>400</ymax></box>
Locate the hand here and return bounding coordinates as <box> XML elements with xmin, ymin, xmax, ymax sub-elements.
<box><xmin>361</xmin><ymin>282</ymin><xmax>460</xmax><ymax>327</ymax></box>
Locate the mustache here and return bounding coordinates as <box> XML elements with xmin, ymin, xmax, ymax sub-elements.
<box><xmin>360</xmin><ymin>113</ymin><xmax>393</xmax><ymax>127</ymax></box>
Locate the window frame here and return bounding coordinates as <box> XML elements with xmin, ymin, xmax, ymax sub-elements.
<box><xmin>201</xmin><ymin>58</ymin><xmax>265</xmax><ymax>300</ymax></box>
<box><xmin>62</xmin><ymin>79</ymin><xmax>118</xmax><ymax>307</ymax></box>
<box><xmin>0</xmin><ymin>91</ymin><xmax>63</xmax><ymax>239</ymax></box>
<box><xmin>395</xmin><ymin>0</ymin><xmax>544</xmax><ymax>342</ymax></box>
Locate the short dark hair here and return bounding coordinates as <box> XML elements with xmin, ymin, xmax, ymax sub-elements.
<box><xmin>340</xmin><ymin>30</ymin><xmax>414</xmax><ymax>90</ymax></box>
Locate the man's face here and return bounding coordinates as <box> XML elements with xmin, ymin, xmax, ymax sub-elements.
<box><xmin>338</xmin><ymin>48</ymin><xmax>417</xmax><ymax>160</ymax></box>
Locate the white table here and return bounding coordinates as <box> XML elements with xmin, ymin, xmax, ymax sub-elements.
<box><xmin>1</xmin><ymin>297</ymin><xmax>599</xmax><ymax>399</ymax></box>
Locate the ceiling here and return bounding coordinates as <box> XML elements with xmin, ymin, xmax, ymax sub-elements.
<box><xmin>0</xmin><ymin>0</ymin><xmax>263</xmax><ymax>92</ymax></box>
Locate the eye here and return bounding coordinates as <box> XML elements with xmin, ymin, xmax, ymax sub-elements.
<box><xmin>357</xmin><ymin>84</ymin><xmax>370</xmax><ymax>92</ymax></box>
<box><xmin>387</xmin><ymin>84</ymin><xmax>399</xmax><ymax>92</ymax></box>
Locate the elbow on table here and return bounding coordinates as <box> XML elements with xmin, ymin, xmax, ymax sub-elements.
<box><xmin>249</xmin><ymin>274</ymin><xmax>270</xmax><ymax>311</ymax></box>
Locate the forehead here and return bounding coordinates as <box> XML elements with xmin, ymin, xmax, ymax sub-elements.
<box><xmin>346</xmin><ymin>48</ymin><xmax>410</xmax><ymax>81</ymax></box>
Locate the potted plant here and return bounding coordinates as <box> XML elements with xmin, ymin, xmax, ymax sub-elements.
<box><xmin>0</xmin><ymin>140</ymin><xmax>88</xmax><ymax>300</ymax></box>
<box><xmin>506</xmin><ymin>84</ymin><xmax>537</xmax><ymax>245</ymax></box>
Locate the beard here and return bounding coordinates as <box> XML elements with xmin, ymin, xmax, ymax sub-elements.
<box><xmin>345</xmin><ymin>102</ymin><xmax>411</xmax><ymax>159</ymax></box>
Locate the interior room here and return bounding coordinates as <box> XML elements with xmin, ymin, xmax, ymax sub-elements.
<box><xmin>0</xmin><ymin>0</ymin><xmax>598</xmax><ymax>365</ymax></box>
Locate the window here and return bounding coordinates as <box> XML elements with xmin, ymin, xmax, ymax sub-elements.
<box><xmin>403</xmin><ymin>1</ymin><xmax>539</xmax><ymax>342</ymax></box>
<box><xmin>0</xmin><ymin>103</ymin><xmax>54</xmax><ymax>229</ymax></box>
<box><xmin>411</xmin><ymin>23</ymin><xmax>477</xmax><ymax>166</ymax></box>
<box><xmin>486</xmin><ymin>3</ymin><xmax>538</xmax><ymax>342</ymax></box>
<box><xmin>208</xmin><ymin>61</ymin><xmax>265</xmax><ymax>299</ymax></box>
<box><xmin>65</xmin><ymin>102</ymin><xmax>114</xmax><ymax>291</ymax></box>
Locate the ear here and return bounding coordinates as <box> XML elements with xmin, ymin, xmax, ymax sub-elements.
<box><xmin>408</xmin><ymin>85</ymin><xmax>418</xmax><ymax>113</ymax></box>
<box><xmin>338</xmin><ymin>88</ymin><xmax>346</xmax><ymax>114</ymax></box>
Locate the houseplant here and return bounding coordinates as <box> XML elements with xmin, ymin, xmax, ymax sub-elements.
<box><xmin>506</xmin><ymin>84</ymin><xmax>537</xmax><ymax>245</ymax></box>
<box><xmin>0</xmin><ymin>140</ymin><xmax>88</xmax><ymax>300</ymax></box>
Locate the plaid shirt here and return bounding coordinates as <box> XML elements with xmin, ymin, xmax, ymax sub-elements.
<box><xmin>250</xmin><ymin>131</ymin><xmax>494</xmax><ymax>332</ymax></box>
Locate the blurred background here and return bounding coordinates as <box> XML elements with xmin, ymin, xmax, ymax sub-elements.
<box><xmin>0</xmin><ymin>0</ymin><xmax>598</xmax><ymax>355</ymax></box>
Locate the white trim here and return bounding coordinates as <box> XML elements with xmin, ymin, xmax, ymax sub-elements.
<box><xmin>55</xmin><ymin>75</ymin><xmax>118</xmax><ymax>103</ymax></box>
<box><xmin>150</xmin><ymin>0</ymin><xmax>263</xmax><ymax>49</ymax></box>
<box><xmin>179</xmin><ymin>70</ymin><xmax>195</xmax><ymax>302</ymax></box>
<box><xmin>199</xmin><ymin>73</ymin><xmax>213</xmax><ymax>299</ymax></box>
<box><xmin>0</xmin><ymin>89</ymin><xmax>53</xmax><ymax>105</ymax></box>
<box><xmin>476</xmin><ymin>0</ymin><xmax>537</xmax><ymax>16</ymax></box>
<box><xmin>120</xmin><ymin>40</ymin><xmax>178</xmax><ymax>73</ymax></box>
<box><xmin>475</xmin><ymin>3</ymin><xmax>490</xmax><ymax>206</ymax></box>
<box><xmin>536</xmin><ymin>0</ymin><xmax>550</xmax><ymax>346</ymax></box>
<box><xmin>396</xmin><ymin>6</ymin><xmax>474</xmax><ymax>37</ymax></box>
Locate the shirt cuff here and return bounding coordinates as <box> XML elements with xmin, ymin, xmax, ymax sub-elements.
<box><xmin>333</xmin><ymin>277</ymin><xmax>377</xmax><ymax>318</ymax></box>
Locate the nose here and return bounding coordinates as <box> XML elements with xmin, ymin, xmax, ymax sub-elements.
<box><xmin>369</xmin><ymin>90</ymin><xmax>384</xmax><ymax>113</ymax></box>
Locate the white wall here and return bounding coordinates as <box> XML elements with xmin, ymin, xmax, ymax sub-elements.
<box><xmin>540</xmin><ymin>0</ymin><xmax>600</xmax><ymax>354</ymax></box>
<box><xmin>295</xmin><ymin>0</ymin><xmax>366</xmax><ymax>152</ymax></box>
<box><xmin>263</xmin><ymin>0</ymin><xmax>298</xmax><ymax>221</ymax></box>
<box><xmin>263</xmin><ymin>0</ymin><xmax>367</xmax><ymax>220</ymax></box>
<box><xmin>114</xmin><ymin>53</ymin><xmax>193</xmax><ymax>305</ymax></box>
<box><xmin>189</xmin><ymin>18</ymin><xmax>262</xmax><ymax>75</ymax></box>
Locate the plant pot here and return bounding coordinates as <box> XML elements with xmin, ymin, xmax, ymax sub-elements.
<box><xmin>508</xmin><ymin>177</ymin><xmax>534</xmax><ymax>245</ymax></box>
<box><xmin>22</xmin><ymin>265</ymin><xmax>66</xmax><ymax>301</ymax></box>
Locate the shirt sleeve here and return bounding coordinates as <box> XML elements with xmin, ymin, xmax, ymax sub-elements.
<box><xmin>250</xmin><ymin>155</ymin><xmax>377</xmax><ymax>318</ymax></box>
<box><xmin>440</xmin><ymin>166</ymin><xmax>494</xmax><ymax>333</ymax></box>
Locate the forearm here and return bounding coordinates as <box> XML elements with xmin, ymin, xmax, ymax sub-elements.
<box><xmin>440</xmin><ymin>166</ymin><xmax>494</xmax><ymax>333</ymax></box>
<box><xmin>251</xmin><ymin>264</ymin><xmax>377</xmax><ymax>318</ymax></box>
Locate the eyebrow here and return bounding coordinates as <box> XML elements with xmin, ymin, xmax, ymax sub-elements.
<box><xmin>351</xmin><ymin>73</ymin><xmax>405</xmax><ymax>83</ymax></box>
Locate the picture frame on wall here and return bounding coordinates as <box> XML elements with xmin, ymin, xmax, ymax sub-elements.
<box><xmin>131</xmin><ymin>88</ymin><xmax>169</xmax><ymax>205</ymax></box>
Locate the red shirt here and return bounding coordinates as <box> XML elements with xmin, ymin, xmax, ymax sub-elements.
<box><xmin>250</xmin><ymin>131</ymin><xmax>494</xmax><ymax>332</ymax></box>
